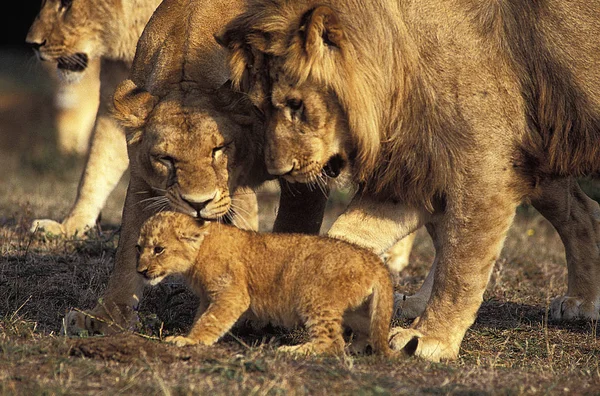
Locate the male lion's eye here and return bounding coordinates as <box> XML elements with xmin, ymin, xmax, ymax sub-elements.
<box><xmin>60</xmin><ymin>0</ymin><xmax>73</xmax><ymax>10</ymax></box>
<box><xmin>154</xmin><ymin>246</ymin><xmax>165</xmax><ymax>255</ymax></box>
<box><xmin>286</xmin><ymin>98</ymin><xmax>303</xmax><ymax>112</ymax></box>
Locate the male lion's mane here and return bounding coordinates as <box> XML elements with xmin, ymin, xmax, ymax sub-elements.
<box><xmin>220</xmin><ymin>0</ymin><xmax>600</xmax><ymax>210</ymax></box>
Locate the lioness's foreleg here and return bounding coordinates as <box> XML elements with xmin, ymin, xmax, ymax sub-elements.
<box><xmin>390</xmin><ymin>194</ymin><xmax>518</xmax><ymax>361</ymax></box>
<box><xmin>532</xmin><ymin>177</ymin><xmax>600</xmax><ymax>320</ymax></box>
<box><xmin>62</xmin><ymin>177</ymin><xmax>155</xmax><ymax>335</ymax></box>
<box><xmin>32</xmin><ymin>61</ymin><xmax>130</xmax><ymax>237</ymax></box>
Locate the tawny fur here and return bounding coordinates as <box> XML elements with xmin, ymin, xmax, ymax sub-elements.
<box><xmin>27</xmin><ymin>0</ymin><xmax>163</xmax><ymax>236</ymax></box>
<box><xmin>218</xmin><ymin>0</ymin><xmax>600</xmax><ymax>361</ymax></box>
<box><xmin>136</xmin><ymin>211</ymin><xmax>395</xmax><ymax>357</ymax></box>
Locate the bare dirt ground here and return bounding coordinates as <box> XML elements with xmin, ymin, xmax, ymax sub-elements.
<box><xmin>1</xmin><ymin>50</ymin><xmax>599</xmax><ymax>395</ymax></box>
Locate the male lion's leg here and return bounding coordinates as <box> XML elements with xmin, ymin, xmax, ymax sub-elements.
<box><xmin>62</xmin><ymin>177</ymin><xmax>155</xmax><ymax>336</ymax></box>
<box><xmin>532</xmin><ymin>177</ymin><xmax>600</xmax><ymax>320</ymax></box>
<box><xmin>389</xmin><ymin>195</ymin><xmax>518</xmax><ymax>361</ymax></box>
<box><xmin>32</xmin><ymin>61</ymin><xmax>130</xmax><ymax>237</ymax></box>
<box><xmin>273</xmin><ymin>179</ymin><xmax>328</xmax><ymax>234</ymax></box>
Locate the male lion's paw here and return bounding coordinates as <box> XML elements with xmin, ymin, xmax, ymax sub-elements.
<box><xmin>30</xmin><ymin>219</ymin><xmax>66</xmax><ymax>236</ymax></box>
<box><xmin>550</xmin><ymin>296</ymin><xmax>599</xmax><ymax>321</ymax></box>
<box><xmin>164</xmin><ymin>336</ymin><xmax>199</xmax><ymax>347</ymax></box>
<box><xmin>389</xmin><ymin>327</ymin><xmax>459</xmax><ymax>362</ymax></box>
<box><xmin>61</xmin><ymin>310</ymin><xmax>110</xmax><ymax>337</ymax></box>
<box><xmin>393</xmin><ymin>292</ymin><xmax>427</xmax><ymax>320</ymax></box>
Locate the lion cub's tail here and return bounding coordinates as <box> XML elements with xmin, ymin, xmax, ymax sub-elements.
<box><xmin>369</xmin><ymin>269</ymin><xmax>395</xmax><ymax>357</ymax></box>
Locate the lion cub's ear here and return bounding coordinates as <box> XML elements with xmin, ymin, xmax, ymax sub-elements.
<box><xmin>112</xmin><ymin>79</ymin><xmax>159</xmax><ymax>141</ymax></box>
<box><xmin>301</xmin><ymin>6</ymin><xmax>346</xmax><ymax>55</ymax></box>
<box><xmin>178</xmin><ymin>220</ymin><xmax>210</xmax><ymax>250</ymax></box>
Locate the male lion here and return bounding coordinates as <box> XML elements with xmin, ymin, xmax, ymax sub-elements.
<box><xmin>219</xmin><ymin>0</ymin><xmax>600</xmax><ymax>361</ymax></box>
<box><xmin>61</xmin><ymin>0</ymin><xmax>338</xmax><ymax>337</ymax></box>
<box><xmin>26</xmin><ymin>0</ymin><xmax>163</xmax><ymax>236</ymax></box>
<box><xmin>136</xmin><ymin>211</ymin><xmax>395</xmax><ymax>357</ymax></box>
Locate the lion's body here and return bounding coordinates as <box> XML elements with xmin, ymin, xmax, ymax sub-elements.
<box><xmin>27</xmin><ymin>0</ymin><xmax>163</xmax><ymax>236</ymax></box>
<box><xmin>220</xmin><ymin>0</ymin><xmax>600</xmax><ymax>361</ymax></box>
<box><xmin>137</xmin><ymin>211</ymin><xmax>394</xmax><ymax>356</ymax></box>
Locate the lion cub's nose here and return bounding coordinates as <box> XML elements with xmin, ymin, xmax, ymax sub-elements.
<box><xmin>137</xmin><ymin>268</ymin><xmax>149</xmax><ymax>278</ymax></box>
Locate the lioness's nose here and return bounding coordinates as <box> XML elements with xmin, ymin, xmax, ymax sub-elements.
<box><xmin>26</xmin><ymin>39</ymin><xmax>46</xmax><ymax>51</ymax></box>
<box><xmin>181</xmin><ymin>192</ymin><xmax>217</xmax><ymax>216</ymax></box>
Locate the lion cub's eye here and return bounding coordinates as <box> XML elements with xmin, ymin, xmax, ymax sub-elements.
<box><xmin>153</xmin><ymin>246</ymin><xmax>165</xmax><ymax>255</ymax></box>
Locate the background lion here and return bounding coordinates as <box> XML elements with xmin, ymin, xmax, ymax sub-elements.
<box><xmin>136</xmin><ymin>211</ymin><xmax>395</xmax><ymax>357</ymax></box>
<box><xmin>26</xmin><ymin>0</ymin><xmax>163</xmax><ymax>236</ymax></box>
<box><xmin>219</xmin><ymin>0</ymin><xmax>600</xmax><ymax>361</ymax></box>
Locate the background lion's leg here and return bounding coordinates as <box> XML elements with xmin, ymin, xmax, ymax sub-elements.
<box><xmin>63</xmin><ymin>177</ymin><xmax>155</xmax><ymax>335</ymax></box>
<box><xmin>31</xmin><ymin>61</ymin><xmax>130</xmax><ymax>237</ymax></box>
<box><xmin>532</xmin><ymin>177</ymin><xmax>600</xmax><ymax>320</ymax></box>
<box><xmin>53</xmin><ymin>58</ymin><xmax>101</xmax><ymax>156</ymax></box>
<box><xmin>390</xmin><ymin>192</ymin><xmax>519</xmax><ymax>361</ymax></box>
<box><xmin>272</xmin><ymin>179</ymin><xmax>328</xmax><ymax>234</ymax></box>
<box><xmin>383</xmin><ymin>232</ymin><xmax>417</xmax><ymax>285</ymax></box>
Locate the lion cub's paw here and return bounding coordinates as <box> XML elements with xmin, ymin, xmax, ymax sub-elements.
<box><xmin>165</xmin><ymin>336</ymin><xmax>199</xmax><ymax>347</ymax></box>
<box><xmin>30</xmin><ymin>219</ymin><xmax>66</xmax><ymax>236</ymax></box>
<box><xmin>389</xmin><ymin>327</ymin><xmax>459</xmax><ymax>362</ymax></box>
<box><xmin>550</xmin><ymin>296</ymin><xmax>599</xmax><ymax>321</ymax></box>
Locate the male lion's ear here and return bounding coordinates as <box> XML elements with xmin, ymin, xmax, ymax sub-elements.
<box><xmin>112</xmin><ymin>79</ymin><xmax>158</xmax><ymax>138</ymax></box>
<box><xmin>301</xmin><ymin>6</ymin><xmax>346</xmax><ymax>55</ymax></box>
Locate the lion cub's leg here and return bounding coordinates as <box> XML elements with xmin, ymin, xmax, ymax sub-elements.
<box><xmin>532</xmin><ymin>177</ymin><xmax>600</xmax><ymax>320</ymax></box>
<box><xmin>166</xmin><ymin>287</ymin><xmax>250</xmax><ymax>347</ymax></box>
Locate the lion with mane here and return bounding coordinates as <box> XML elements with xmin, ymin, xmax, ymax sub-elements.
<box><xmin>219</xmin><ymin>0</ymin><xmax>600</xmax><ymax>361</ymax></box>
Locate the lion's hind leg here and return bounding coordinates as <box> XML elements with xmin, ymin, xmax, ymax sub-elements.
<box><xmin>278</xmin><ymin>309</ymin><xmax>346</xmax><ymax>357</ymax></box>
<box><xmin>532</xmin><ymin>177</ymin><xmax>600</xmax><ymax>321</ymax></box>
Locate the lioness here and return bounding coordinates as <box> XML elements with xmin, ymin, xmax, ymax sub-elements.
<box><xmin>136</xmin><ymin>211</ymin><xmax>395</xmax><ymax>356</ymax></box>
<box><xmin>219</xmin><ymin>0</ymin><xmax>600</xmax><ymax>361</ymax></box>
<box><xmin>26</xmin><ymin>0</ymin><xmax>163</xmax><ymax>236</ymax></box>
<box><xmin>61</xmin><ymin>0</ymin><xmax>336</xmax><ymax>337</ymax></box>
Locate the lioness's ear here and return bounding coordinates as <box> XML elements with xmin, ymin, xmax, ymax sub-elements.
<box><xmin>112</xmin><ymin>79</ymin><xmax>158</xmax><ymax>140</ymax></box>
<box><xmin>301</xmin><ymin>6</ymin><xmax>346</xmax><ymax>55</ymax></box>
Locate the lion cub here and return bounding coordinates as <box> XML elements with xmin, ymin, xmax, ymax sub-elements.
<box><xmin>136</xmin><ymin>211</ymin><xmax>395</xmax><ymax>356</ymax></box>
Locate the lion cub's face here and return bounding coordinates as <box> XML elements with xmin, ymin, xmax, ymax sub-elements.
<box><xmin>25</xmin><ymin>0</ymin><xmax>114</xmax><ymax>82</ymax></box>
<box><xmin>136</xmin><ymin>212</ymin><xmax>207</xmax><ymax>286</ymax></box>
<box><xmin>259</xmin><ymin>66</ymin><xmax>350</xmax><ymax>184</ymax></box>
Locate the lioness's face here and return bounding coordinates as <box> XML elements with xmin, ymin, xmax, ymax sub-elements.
<box><xmin>259</xmin><ymin>70</ymin><xmax>349</xmax><ymax>184</ymax></box>
<box><xmin>26</xmin><ymin>0</ymin><xmax>112</xmax><ymax>81</ymax></box>
<box><xmin>136</xmin><ymin>212</ymin><xmax>206</xmax><ymax>286</ymax></box>
<box><xmin>132</xmin><ymin>94</ymin><xmax>249</xmax><ymax>221</ymax></box>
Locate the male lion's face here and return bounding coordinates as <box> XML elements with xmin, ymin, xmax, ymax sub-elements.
<box><xmin>259</xmin><ymin>68</ymin><xmax>349</xmax><ymax>184</ymax></box>
<box><xmin>25</xmin><ymin>0</ymin><xmax>112</xmax><ymax>82</ymax></box>
<box><xmin>136</xmin><ymin>212</ymin><xmax>206</xmax><ymax>286</ymax></box>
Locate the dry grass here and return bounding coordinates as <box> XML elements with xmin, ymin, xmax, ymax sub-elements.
<box><xmin>1</xmin><ymin>50</ymin><xmax>599</xmax><ymax>395</ymax></box>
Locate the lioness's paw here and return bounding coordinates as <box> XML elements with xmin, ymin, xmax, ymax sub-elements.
<box><xmin>165</xmin><ymin>336</ymin><xmax>198</xmax><ymax>347</ymax></box>
<box><xmin>550</xmin><ymin>296</ymin><xmax>599</xmax><ymax>321</ymax></box>
<box><xmin>389</xmin><ymin>327</ymin><xmax>459</xmax><ymax>362</ymax></box>
<box><xmin>393</xmin><ymin>292</ymin><xmax>427</xmax><ymax>319</ymax></box>
<box><xmin>30</xmin><ymin>219</ymin><xmax>65</xmax><ymax>236</ymax></box>
<box><xmin>61</xmin><ymin>310</ymin><xmax>110</xmax><ymax>337</ymax></box>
